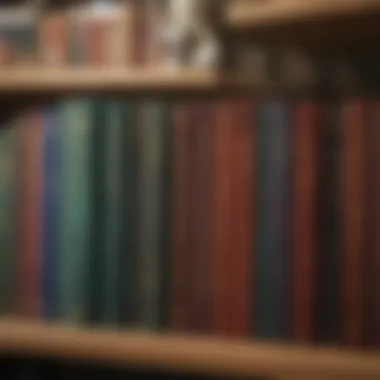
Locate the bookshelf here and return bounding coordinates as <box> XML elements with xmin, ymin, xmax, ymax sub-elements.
<box><xmin>0</xmin><ymin>68</ymin><xmax>223</xmax><ymax>94</ymax></box>
<box><xmin>226</xmin><ymin>0</ymin><xmax>380</xmax><ymax>29</ymax></box>
<box><xmin>0</xmin><ymin>319</ymin><xmax>379</xmax><ymax>379</ymax></box>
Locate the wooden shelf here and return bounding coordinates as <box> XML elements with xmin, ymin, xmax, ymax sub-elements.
<box><xmin>0</xmin><ymin>319</ymin><xmax>379</xmax><ymax>379</ymax></box>
<box><xmin>227</xmin><ymin>0</ymin><xmax>380</xmax><ymax>29</ymax></box>
<box><xmin>0</xmin><ymin>68</ymin><xmax>224</xmax><ymax>94</ymax></box>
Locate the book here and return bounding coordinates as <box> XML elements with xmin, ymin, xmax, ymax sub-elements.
<box><xmin>42</xmin><ymin>105</ymin><xmax>62</xmax><ymax>319</ymax></box>
<box><xmin>171</xmin><ymin>103</ymin><xmax>193</xmax><ymax>331</ymax></box>
<box><xmin>365</xmin><ymin>101</ymin><xmax>380</xmax><ymax>347</ymax></box>
<box><xmin>292</xmin><ymin>102</ymin><xmax>320</xmax><ymax>343</ymax></box>
<box><xmin>255</xmin><ymin>101</ymin><xmax>292</xmax><ymax>339</ymax></box>
<box><xmin>59</xmin><ymin>99</ymin><xmax>92</xmax><ymax>322</ymax></box>
<box><xmin>17</xmin><ymin>109</ymin><xmax>44</xmax><ymax>317</ymax></box>
<box><xmin>188</xmin><ymin>102</ymin><xmax>215</xmax><ymax>333</ymax></box>
<box><xmin>229</xmin><ymin>101</ymin><xmax>255</xmax><ymax>338</ymax></box>
<box><xmin>101</xmin><ymin>100</ymin><xmax>125</xmax><ymax>325</ymax></box>
<box><xmin>316</xmin><ymin>104</ymin><xmax>342</xmax><ymax>343</ymax></box>
<box><xmin>137</xmin><ymin>102</ymin><xmax>171</xmax><ymax>329</ymax></box>
<box><xmin>212</xmin><ymin>101</ymin><xmax>235</xmax><ymax>336</ymax></box>
<box><xmin>39</xmin><ymin>8</ymin><xmax>69</xmax><ymax>66</ymax></box>
<box><xmin>342</xmin><ymin>100</ymin><xmax>366</xmax><ymax>346</ymax></box>
<box><xmin>0</xmin><ymin>6</ymin><xmax>36</xmax><ymax>65</ymax></box>
<box><xmin>0</xmin><ymin>122</ymin><xmax>17</xmax><ymax>314</ymax></box>
<box><xmin>120</xmin><ymin>103</ymin><xmax>139</xmax><ymax>325</ymax></box>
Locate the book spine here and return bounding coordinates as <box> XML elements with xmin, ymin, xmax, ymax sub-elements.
<box><xmin>42</xmin><ymin>105</ymin><xmax>62</xmax><ymax>320</ymax></box>
<box><xmin>229</xmin><ymin>101</ymin><xmax>255</xmax><ymax>338</ymax></box>
<box><xmin>171</xmin><ymin>104</ymin><xmax>193</xmax><ymax>331</ymax></box>
<box><xmin>101</xmin><ymin>100</ymin><xmax>124</xmax><ymax>325</ymax></box>
<box><xmin>59</xmin><ymin>100</ymin><xmax>92</xmax><ymax>322</ymax></box>
<box><xmin>316</xmin><ymin>104</ymin><xmax>342</xmax><ymax>343</ymax></box>
<box><xmin>189</xmin><ymin>102</ymin><xmax>215</xmax><ymax>333</ymax></box>
<box><xmin>365</xmin><ymin>101</ymin><xmax>380</xmax><ymax>347</ymax></box>
<box><xmin>120</xmin><ymin>103</ymin><xmax>139</xmax><ymax>325</ymax></box>
<box><xmin>39</xmin><ymin>9</ymin><xmax>69</xmax><ymax>66</ymax></box>
<box><xmin>87</xmin><ymin>100</ymin><xmax>107</xmax><ymax>324</ymax></box>
<box><xmin>212</xmin><ymin>101</ymin><xmax>234</xmax><ymax>336</ymax></box>
<box><xmin>18</xmin><ymin>110</ymin><xmax>43</xmax><ymax>317</ymax></box>
<box><xmin>255</xmin><ymin>102</ymin><xmax>292</xmax><ymax>339</ymax></box>
<box><xmin>0</xmin><ymin>123</ymin><xmax>16</xmax><ymax>314</ymax></box>
<box><xmin>292</xmin><ymin>102</ymin><xmax>320</xmax><ymax>343</ymax></box>
<box><xmin>342</xmin><ymin>100</ymin><xmax>365</xmax><ymax>346</ymax></box>
<box><xmin>137</xmin><ymin>102</ymin><xmax>165</xmax><ymax>328</ymax></box>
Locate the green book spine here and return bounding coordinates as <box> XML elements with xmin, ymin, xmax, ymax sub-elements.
<box><xmin>87</xmin><ymin>100</ymin><xmax>107</xmax><ymax>323</ymax></box>
<box><xmin>138</xmin><ymin>102</ymin><xmax>164</xmax><ymax>328</ymax></box>
<box><xmin>0</xmin><ymin>124</ymin><xmax>16</xmax><ymax>314</ymax></box>
<box><xmin>120</xmin><ymin>103</ymin><xmax>139</xmax><ymax>325</ymax></box>
<box><xmin>102</xmin><ymin>100</ymin><xmax>124</xmax><ymax>325</ymax></box>
<box><xmin>59</xmin><ymin>99</ymin><xmax>92</xmax><ymax>322</ymax></box>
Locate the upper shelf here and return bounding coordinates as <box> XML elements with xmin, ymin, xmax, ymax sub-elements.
<box><xmin>0</xmin><ymin>319</ymin><xmax>379</xmax><ymax>379</ymax></box>
<box><xmin>225</xmin><ymin>0</ymin><xmax>380</xmax><ymax>45</ymax></box>
<box><xmin>0</xmin><ymin>68</ymin><xmax>225</xmax><ymax>95</ymax></box>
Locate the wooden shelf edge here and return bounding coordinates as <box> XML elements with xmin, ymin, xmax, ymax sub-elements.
<box><xmin>0</xmin><ymin>68</ymin><xmax>223</xmax><ymax>94</ymax></box>
<box><xmin>0</xmin><ymin>319</ymin><xmax>379</xmax><ymax>378</ymax></box>
<box><xmin>226</xmin><ymin>0</ymin><xmax>380</xmax><ymax>29</ymax></box>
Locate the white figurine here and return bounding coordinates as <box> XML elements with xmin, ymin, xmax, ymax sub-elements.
<box><xmin>161</xmin><ymin>0</ymin><xmax>221</xmax><ymax>69</ymax></box>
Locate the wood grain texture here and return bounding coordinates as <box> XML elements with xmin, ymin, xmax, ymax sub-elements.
<box><xmin>292</xmin><ymin>102</ymin><xmax>320</xmax><ymax>343</ymax></box>
<box><xmin>342</xmin><ymin>100</ymin><xmax>365</xmax><ymax>346</ymax></box>
<box><xmin>0</xmin><ymin>319</ymin><xmax>379</xmax><ymax>379</ymax></box>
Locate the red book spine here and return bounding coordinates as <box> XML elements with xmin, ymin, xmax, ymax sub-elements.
<box><xmin>190</xmin><ymin>103</ymin><xmax>215</xmax><ymax>333</ymax></box>
<box><xmin>212</xmin><ymin>101</ymin><xmax>234</xmax><ymax>336</ymax></box>
<box><xmin>364</xmin><ymin>101</ymin><xmax>380</xmax><ymax>347</ymax></box>
<box><xmin>342</xmin><ymin>100</ymin><xmax>365</xmax><ymax>346</ymax></box>
<box><xmin>292</xmin><ymin>102</ymin><xmax>320</xmax><ymax>343</ymax></box>
<box><xmin>18</xmin><ymin>110</ymin><xmax>43</xmax><ymax>317</ymax></box>
<box><xmin>171</xmin><ymin>104</ymin><xmax>192</xmax><ymax>331</ymax></box>
<box><xmin>229</xmin><ymin>101</ymin><xmax>255</xmax><ymax>338</ymax></box>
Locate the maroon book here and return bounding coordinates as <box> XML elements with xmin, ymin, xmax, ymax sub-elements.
<box><xmin>292</xmin><ymin>102</ymin><xmax>320</xmax><ymax>343</ymax></box>
<box><xmin>17</xmin><ymin>109</ymin><xmax>43</xmax><ymax>317</ymax></box>
<box><xmin>171</xmin><ymin>104</ymin><xmax>193</xmax><ymax>331</ymax></box>
<box><xmin>342</xmin><ymin>100</ymin><xmax>366</xmax><ymax>346</ymax></box>
<box><xmin>365</xmin><ymin>101</ymin><xmax>380</xmax><ymax>347</ymax></box>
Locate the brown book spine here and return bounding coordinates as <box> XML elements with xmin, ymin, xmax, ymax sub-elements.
<box><xmin>229</xmin><ymin>101</ymin><xmax>255</xmax><ymax>338</ymax></box>
<box><xmin>132</xmin><ymin>0</ymin><xmax>148</xmax><ymax>66</ymax></box>
<box><xmin>292</xmin><ymin>102</ymin><xmax>320</xmax><ymax>343</ymax></box>
<box><xmin>212</xmin><ymin>101</ymin><xmax>235</xmax><ymax>336</ymax></box>
<box><xmin>342</xmin><ymin>100</ymin><xmax>365</xmax><ymax>346</ymax></box>
<box><xmin>39</xmin><ymin>10</ymin><xmax>69</xmax><ymax>66</ymax></box>
<box><xmin>365</xmin><ymin>101</ymin><xmax>380</xmax><ymax>347</ymax></box>
<box><xmin>171</xmin><ymin>104</ymin><xmax>192</xmax><ymax>331</ymax></box>
<box><xmin>18</xmin><ymin>110</ymin><xmax>43</xmax><ymax>317</ymax></box>
<box><xmin>189</xmin><ymin>103</ymin><xmax>215</xmax><ymax>333</ymax></box>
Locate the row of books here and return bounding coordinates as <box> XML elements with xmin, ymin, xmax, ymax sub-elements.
<box><xmin>0</xmin><ymin>98</ymin><xmax>379</xmax><ymax>348</ymax></box>
<box><xmin>0</xmin><ymin>1</ymin><xmax>166</xmax><ymax>67</ymax></box>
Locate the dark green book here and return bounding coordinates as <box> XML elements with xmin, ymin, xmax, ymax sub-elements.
<box><xmin>137</xmin><ymin>102</ymin><xmax>172</xmax><ymax>329</ymax></box>
<box><xmin>0</xmin><ymin>123</ymin><xmax>16</xmax><ymax>315</ymax></box>
<box><xmin>101</xmin><ymin>100</ymin><xmax>125</xmax><ymax>325</ymax></box>
<box><xmin>59</xmin><ymin>99</ymin><xmax>92</xmax><ymax>323</ymax></box>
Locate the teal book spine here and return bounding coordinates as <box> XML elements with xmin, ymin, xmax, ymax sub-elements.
<box><xmin>120</xmin><ymin>103</ymin><xmax>139</xmax><ymax>325</ymax></box>
<box><xmin>59</xmin><ymin>99</ymin><xmax>92</xmax><ymax>322</ymax></box>
<box><xmin>137</xmin><ymin>102</ymin><xmax>168</xmax><ymax>328</ymax></box>
<box><xmin>0</xmin><ymin>124</ymin><xmax>16</xmax><ymax>314</ymax></box>
<box><xmin>101</xmin><ymin>100</ymin><xmax>124</xmax><ymax>325</ymax></box>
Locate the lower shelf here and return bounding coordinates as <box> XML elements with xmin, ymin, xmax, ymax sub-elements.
<box><xmin>0</xmin><ymin>319</ymin><xmax>379</xmax><ymax>379</ymax></box>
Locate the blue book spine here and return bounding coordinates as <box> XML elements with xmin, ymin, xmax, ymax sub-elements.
<box><xmin>255</xmin><ymin>102</ymin><xmax>292</xmax><ymax>339</ymax></box>
<box><xmin>42</xmin><ymin>106</ymin><xmax>62</xmax><ymax>319</ymax></box>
